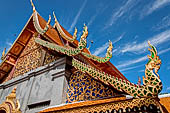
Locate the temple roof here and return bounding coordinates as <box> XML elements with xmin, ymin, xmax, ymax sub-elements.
<box><xmin>0</xmin><ymin>8</ymin><xmax>128</xmax><ymax>83</ymax></box>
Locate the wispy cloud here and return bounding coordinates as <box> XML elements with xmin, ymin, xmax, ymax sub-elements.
<box><xmin>105</xmin><ymin>0</ymin><xmax>138</xmax><ymax>28</ymax></box>
<box><xmin>87</xmin><ymin>4</ymin><xmax>108</xmax><ymax>27</ymax></box>
<box><xmin>120</xmin><ymin>29</ymin><xmax>170</xmax><ymax>53</ymax></box>
<box><xmin>92</xmin><ymin>33</ymin><xmax>124</xmax><ymax>56</ymax></box>
<box><xmin>152</xmin><ymin>15</ymin><xmax>170</xmax><ymax>31</ymax></box>
<box><xmin>117</xmin><ymin>56</ymin><xmax>147</xmax><ymax>69</ymax></box>
<box><xmin>159</xmin><ymin>47</ymin><xmax>170</xmax><ymax>54</ymax></box>
<box><xmin>119</xmin><ymin>64</ymin><xmax>143</xmax><ymax>72</ymax></box>
<box><xmin>117</xmin><ymin>47</ymin><xmax>170</xmax><ymax>69</ymax></box>
<box><xmin>141</xmin><ymin>0</ymin><xmax>170</xmax><ymax>18</ymax></box>
<box><xmin>68</xmin><ymin>0</ymin><xmax>87</xmax><ymax>32</ymax></box>
<box><xmin>87</xmin><ymin>15</ymin><xmax>97</xmax><ymax>27</ymax></box>
<box><xmin>93</xmin><ymin>42</ymin><xmax>109</xmax><ymax>56</ymax></box>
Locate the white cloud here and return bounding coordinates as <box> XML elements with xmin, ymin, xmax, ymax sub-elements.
<box><xmin>92</xmin><ymin>33</ymin><xmax>124</xmax><ymax>56</ymax></box>
<box><xmin>159</xmin><ymin>47</ymin><xmax>170</xmax><ymax>54</ymax></box>
<box><xmin>120</xmin><ymin>29</ymin><xmax>170</xmax><ymax>53</ymax></box>
<box><xmin>68</xmin><ymin>0</ymin><xmax>87</xmax><ymax>32</ymax></box>
<box><xmin>106</xmin><ymin>0</ymin><xmax>138</xmax><ymax>28</ymax></box>
<box><xmin>117</xmin><ymin>47</ymin><xmax>170</xmax><ymax>69</ymax></box>
<box><xmin>87</xmin><ymin>4</ymin><xmax>108</xmax><ymax>27</ymax></box>
<box><xmin>117</xmin><ymin>56</ymin><xmax>147</xmax><ymax>69</ymax></box>
<box><xmin>152</xmin><ymin>15</ymin><xmax>170</xmax><ymax>31</ymax></box>
<box><xmin>119</xmin><ymin>64</ymin><xmax>143</xmax><ymax>72</ymax></box>
<box><xmin>141</xmin><ymin>0</ymin><xmax>170</xmax><ymax>18</ymax></box>
<box><xmin>87</xmin><ymin>14</ymin><xmax>97</xmax><ymax>27</ymax></box>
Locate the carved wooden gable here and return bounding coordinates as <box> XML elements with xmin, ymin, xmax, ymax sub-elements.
<box><xmin>13</xmin><ymin>33</ymin><xmax>43</xmax><ymax>77</ymax></box>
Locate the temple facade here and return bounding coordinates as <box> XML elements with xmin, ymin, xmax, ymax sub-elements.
<box><xmin>0</xmin><ymin>1</ymin><xmax>169</xmax><ymax>113</ymax></box>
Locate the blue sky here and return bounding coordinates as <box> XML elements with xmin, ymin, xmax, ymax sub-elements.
<box><xmin>0</xmin><ymin>0</ymin><xmax>170</xmax><ymax>93</ymax></box>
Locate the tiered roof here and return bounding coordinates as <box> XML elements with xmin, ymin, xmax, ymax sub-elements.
<box><xmin>0</xmin><ymin>1</ymin><xmax>127</xmax><ymax>83</ymax></box>
<box><xmin>0</xmin><ymin>0</ymin><xmax>163</xmax><ymax>100</ymax></box>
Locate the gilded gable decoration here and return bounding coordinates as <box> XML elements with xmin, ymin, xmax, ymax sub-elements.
<box><xmin>0</xmin><ymin>87</ymin><xmax>21</xmax><ymax>113</ymax></box>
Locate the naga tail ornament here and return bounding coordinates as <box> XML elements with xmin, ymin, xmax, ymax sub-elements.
<box><xmin>81</xmin><ymin>40</ymin><xmax>113</xmax><ymax>63</ymax></box>
<box><xmin>72</xmin><ymin>41</ymin><xmax>162</xmax><ymax>98</ymax></box>
<box><xmin>35</xmin><ymin>24</ymin><xmax>88</xmax><ymax>56</ymax></box>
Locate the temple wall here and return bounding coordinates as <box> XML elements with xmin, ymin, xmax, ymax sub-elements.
<box><xmin>0</xmin><ymin>57</ymin><xmax>70</xmax><ymax>113</ymax></box>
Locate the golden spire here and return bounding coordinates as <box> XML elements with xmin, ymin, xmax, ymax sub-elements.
<box><xmin>30</xmin><ymin>0</ymin><xmax>36</xmax><ymax>12</ymax></box>
<box><xmin>1</xmin><ymin>48</ymin><xmax>6</xmax><ymax>60</ymax></box>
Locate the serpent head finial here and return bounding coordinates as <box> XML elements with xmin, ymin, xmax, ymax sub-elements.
<box><xmin>81</xmin><ymin>24</ymin><xmax>88</xmax><ymax>39</ymax></box>
<box><xmin>106</xmin><ymin>40</ymin><xmax>113</xmax><ymax>57</ymax></box>
<box><xmin>147</xmin><ymin>41</ymin><xmax>161</xmax><ymax>78</ymax></box>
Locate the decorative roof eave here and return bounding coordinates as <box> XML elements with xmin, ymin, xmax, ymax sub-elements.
<box><xmin>0</xmin><ymin>15</ymin><xmax>34</xmax><ymax>81</ymax></box>
<box><xmin>33</xmin><ymin>11</ymin><xmax>51</xmax><ymax>35</ymax></box>
<box><xmin>31</xmin><ymin>0</ymin><xmax>64</xmax><ymax>46</ymax></box>
<box><xmin>53</xmin><ymin>12</ymin><xmax>77</xmax><ymax>43</ymax></box>
<box><xmin>81</xmin><ymin>40</ymin><xmax>113</xmax><ymax>63</ymax></box>
<box><xmin>35</xmin><ymin>24</ymin><xmax>88</xmax><ymax>56</ymax></box>
<box><xmin>33</xmin><ymin>12</ymin><xmax>64</xmax><ymax>46</ymax></box>
<box><xmin>39</xmin><ymin>97</ymin><xmax>162</xmax><ymax>113</ymax></box>
<box><xmin>2</xmin><ymin>14</ymin><xmax>33</xmax><ymax>60</ymax></box>
<box><xmin>40</xmin><ymin>96</ymin><xmax>126</xmax><ymax>113</ymax></box>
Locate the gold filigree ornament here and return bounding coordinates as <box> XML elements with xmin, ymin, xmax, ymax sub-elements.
<box><xmin>0</xmin><ymin>87</ymin><xmax>21</xmax><ymax>113</ymax></box>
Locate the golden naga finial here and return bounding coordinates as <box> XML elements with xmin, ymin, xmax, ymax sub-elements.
<box><xmin>53</xmin><ymin>11</ymin><xmax>58</xmax><ymax>23</ymax></box>
<box><xmin>82</xmin><ymin>24</ymin><xmax>88</xmax><ymax>37</ymax></box>
<box><xmin>73</xmin><ymin>27</ymin><xmax>77</xmax><ymax>40</ymax></box>
<box><xmin>47</xmin><ymin>15</ymin><xmax>51</xmax><ymax>25</ymax></box>
<box><xmin>30</xmin><ymin>0</ymin><xmax>36</xmax><ymax>12</ymax></box>
<box><xmin>1</xmin><ymin>48</ymin><xmax>6</xmax><ymax>60</ymax></box>
<box><xmin>107</xmin><ymin>40</ymin><xmax>113</xmax><ymax>52</ymax></box>
<box><xmin>53</xmin><ymin>11</ymin><xmax>59</xmax><ymax>27</ymax></box>
<box><xmin>147</xmin><ymin>41</ymin><xmax>161</xmax><ymax>78</ymax></box>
